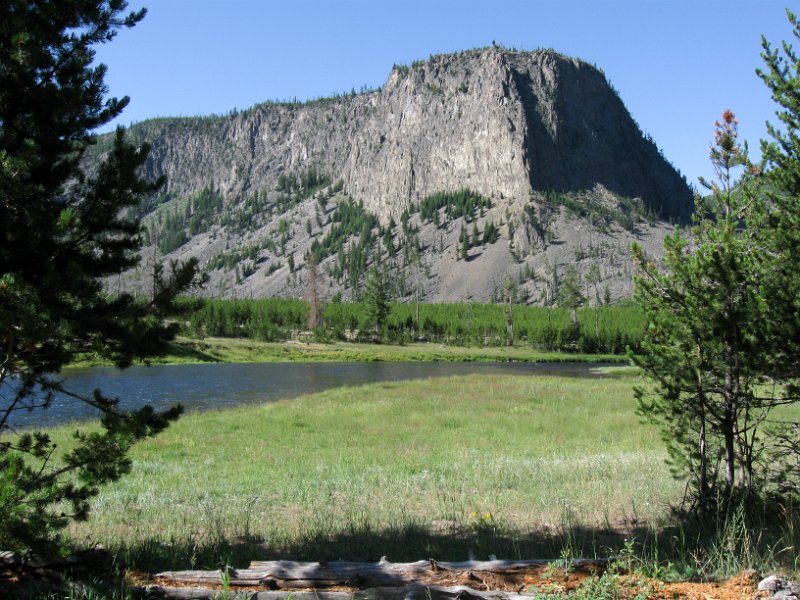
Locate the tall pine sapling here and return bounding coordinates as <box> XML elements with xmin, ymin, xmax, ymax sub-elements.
<box><xmin>363</xmin><ymin>265</ymin><xmax>390</xmax><ymax>338</ymax></box>
<box><xmin>630</xmin><ymin>111</ymin><xmax>785</xmax><ymax>512</ymax></box>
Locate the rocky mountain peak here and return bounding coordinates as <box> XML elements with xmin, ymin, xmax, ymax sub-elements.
<box><xmin>108</xmin><ymin>47</ymin><xmax>693</xmax><ymax>303</ymax></box>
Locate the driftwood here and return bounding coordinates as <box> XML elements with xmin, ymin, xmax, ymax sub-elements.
<box><xmin>146</xmin><ymin>558</ymin><xmax>613</xmax><ymax>599</ymax></box>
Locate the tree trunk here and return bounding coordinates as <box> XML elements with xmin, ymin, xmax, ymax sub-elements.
<box><xmin>723</xmin><ymin>404</ymin><xmax>736</xmax><ymax>500</ymax></box>
<box><xmin>698</xmin><ymin>404</ymin><xmax>708</xmax><ymax>512</ymax></box>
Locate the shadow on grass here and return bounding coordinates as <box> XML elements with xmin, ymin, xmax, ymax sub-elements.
<box><xmin>118</xmin><ymin>522</ymin><xmax>656</xmax><ymax>574</ymax></box>
<box><xmin>116</xmin><ymin>499</ymin><xmax>800</xmax><ymax>580</ymax></box>
<box><xmin>164</xmin><ymin>340</ymin><xmax>221</xmax><ymax>363</ymax></box>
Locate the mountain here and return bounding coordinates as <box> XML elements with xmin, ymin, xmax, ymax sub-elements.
<box><xmin>105</xmin><ymin>47</ymin><xmax>693</xmax><ymax>304</ymax></box>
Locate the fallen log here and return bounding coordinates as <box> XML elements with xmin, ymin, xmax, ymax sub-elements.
<box><xmin>142</xmin><ymin>583</ymin><xmax>541</xmax><ymax>600</ymax></box>
<box><xmin>155</xmin><ymin>557</ymin><xmax>612</xmax><ymax>591</ymax></box>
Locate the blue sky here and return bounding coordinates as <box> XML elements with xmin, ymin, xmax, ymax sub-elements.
<box><xmin>96</xmin><ymin>0</ymin><xmax>796</xmax><ymax>188</ymax></box>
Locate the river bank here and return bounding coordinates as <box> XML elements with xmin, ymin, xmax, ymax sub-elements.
<box><xmin>71</xmin><ymin>336</ymin><xmax>630</xmax><ymax>367</ymax></box>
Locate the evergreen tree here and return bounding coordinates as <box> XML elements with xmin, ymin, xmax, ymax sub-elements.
<box><xmin>757</xmin><ymin>10</ymin><xmax>800</xmax><ymax>391</ymax></box>
<box><xmin>0</xmin><ymin>0</ymin><xmax>200</xmax><ymax>553</ymax></box>
<box><xmin>586</xmin><ymin>263</ymin><xmax>602</xmax><ymax>337</ymax></box>
<box><xmin>558</xmin><ymin>266</ymin><xmax>584</xmax><ymax>325</ymax></box>
<box><xmin>458</xmin><ymin>222</ymin><xmax>468</xmax><ymax>260</ymax></box>
<box><xmin>631</xmin><ymin>111</ymin><xmax>783</xmax><ymax>511</ymax></box>
<box><xmin>502</xmin><ymin>275</ymin><xmax>517</xmax><ymax>346</ymax></box>
<box><xmin>541</xmin><ymin>258</ymin><xmax>558</xmax><ymax>345</ymax></box>
<box><xmin>363</xmin><ymin>266</ymin><xmax>389</xmax><ymax>337</ymax></box>
<box><xmin>631</xmin><ymin>13</ymin><xmax>800</xmax><ymax>511</ymax></box>
<box><xmin>305</xmin><ymin>251</ymin><xmax>322</xmax><ymax>330</ymax></box>
<box><xmin>753</xmin><ymin>10</ymin><xmax>800</xmax><ymax>492</ymax></box>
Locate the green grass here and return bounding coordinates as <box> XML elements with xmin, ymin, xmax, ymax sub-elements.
<box><xmin>51</xmin><ymin>370</ymin><xmax>681</xmax><ymax>571</ymax></box>
<box><xmin>70</xmin><ymin>337</ymin><xmax>630</xmax><ymax>367</ymax></box>
<box><xmin>20</xmin><ymin>367</ymin><xmax>800</xmax><ymax>582</ymax></box>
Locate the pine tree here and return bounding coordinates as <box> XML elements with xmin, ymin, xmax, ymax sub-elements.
<box><xmin>0</xmin><ymin>0</ymin><xmax>200</xmax><ymax>553</ymax></box>
<box><xmin>753</xmin><ymin>10</ymin><xmax>800</xmax><ymax>492</ymax></box>
<box><xmin>502</xmin><ymin>275</ymin><xmax>517</xmax><ymax>346</ymax></box>
<box><xmin>305</xmin><ymin>252</ymin><xmax>322</xmax><ymax>330</ymax></box>
<box><xmin>586</xmin><ymin>263</ymin><xmax>602</xmax><ymax>337</ymax></box>
<box><xmin>757</xmin><ymin>10</ymin><xmax>800</xmax><ymax>389</ymax></box>
<box><xmin>459</xmin><ymin>223</ymin><xmax>469</xmax><ymax>260</ymax></box>
<box><xmin>363</xmin><ymin>266</ymin><xmax>389</xmax><ymax>338</ymax></box>
<box><xmin>631</xmin><ymin>111</ymin><xmax>777</xmax><ymax>510</ymax></box>
<box><xmin>631</xmin><ymin>13</ymin><xmax>800</xmax><ymax>508</ymax></box>
<box><xmin>558</xmin><ymin>266</ymin><xmax>584</xmax><ymax>325</ymax></box>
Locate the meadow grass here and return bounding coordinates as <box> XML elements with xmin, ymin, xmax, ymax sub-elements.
<box><xmin>52</xmin><ymin>369</ymin><xmax>685</xmax><ymax>571</ymax></box>
<box><xmin>68</xmin><ymin>337</ymin><xmax>628</xmax><ymax>367</ymax></box>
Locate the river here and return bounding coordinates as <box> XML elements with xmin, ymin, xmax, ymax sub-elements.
<box><xmin>9</xmin><ymin>361</ymin><xmax>613</xmax><ymax>428</ymax></box>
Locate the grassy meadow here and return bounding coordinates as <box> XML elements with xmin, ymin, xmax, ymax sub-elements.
<box><xmin>142</xmin><ymin>336</ymin><xmax>630</xmax><ymax>365</ymax></box>
<box><xmin>54</xmin><ymin>369</ymin><xmax>688</xmax><ymax>572</ymax></box>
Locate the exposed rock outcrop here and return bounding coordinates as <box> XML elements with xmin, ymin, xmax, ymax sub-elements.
<box><xmin>107</xmin><ymin>47</ymin><xmax>693</xmax><ymax>302</ymax></box>
<box><xmin>125</xmin><ymin>47</ymin><xmax>691</xmax><ymax>224</ymax></box>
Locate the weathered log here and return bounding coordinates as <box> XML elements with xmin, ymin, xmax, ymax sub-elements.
<box><xmin>141</xmin><ymin>583</ymin><xmax>540</xmax><ymax>600</ymax></box>
<box><xmin>155</xmin><ymin>558</ymin><xmax>612</xmax><ymax>590</ymax></box>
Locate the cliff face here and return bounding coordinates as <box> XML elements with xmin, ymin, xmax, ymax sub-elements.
<box><xmin>128</xmin><ymin>47</ymin><xmax>691</xmax><ymax>223</ymax></box>
<box><xmin>111</xmin><ymin>47</ymin><xmax>693</xmax><ymax>303</ymax></box>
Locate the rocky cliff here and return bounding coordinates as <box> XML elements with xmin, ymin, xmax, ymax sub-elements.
<box><xmin>110</xmin><ymin>47</ymin><xmax>693</xmax><ymax>304</ymax></box>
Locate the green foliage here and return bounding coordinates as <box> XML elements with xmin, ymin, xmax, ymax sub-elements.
<box><xmin>752</xmin><ymin>10</ymin><xmax>800</xmax><ymax>497</ymax></box>
<box><xmin>413</xmin><ymin>189</ymin><xmax>493</xmax><ymax>225</ymax></box>
<box><xmin>311</xmin><ymin>197</ymin><xmax>380</xmax><ymax>289</ymax></box>
<box><xmin>143</xmin><ymin>167</ymin><xmax>334</xmax><ymax>255</ymax></box>
<box><xmin>187</xmin><ymin>188</ymin><xmax>224</xmax><ymax>235</ymax></box>
<box><xmin>629</xmin><ymin>15</ymin><xmax>800</xmax><ymax>515</ymax></box>
<box><xmin>145</xmin><ymin>187</ymin><xmax>223</xmax><ymax>253</ymax></box>
<box><xmin>363</xmin><ymin>266</ymin><xmax>390</xmax><ymax>337</ymax></box>
<box><xmin>206</xmin><ymin>243</ymin><xmax>261</xmax><ymax>272</ymax></box>
<box><xmin>482</xmin><ymin>219</ymin><xmax>500</xmax><ymax>244</ymax></box>
<box><xmin>0</xmin><ymin>0</ymin><xmax>200</xmax><ymax>554</ymax></box>
<box><xmin>184</xmin><ymin>298</ymin><xmax>642</xmax><ymax>353</ymax></box>
<box><xmin>632</xmin><ymin>106</ymin><xmax>797</xmax><ymax>512</ymax></box>
<box><xmin>276</xmin><ymin>165</ymin><xmax>330</xmax><ymax>196</ymax></box>
<box><xmin>543</xmin><ymin>190</ymin><xmax>654</xmax><ymax>233</ymax></box>
<box><xmin>185</xmin><ymin>298</ymin><xmax>307</xmax><ymax>341</ymax></box>
<box><xmin>557</xmin><ymin>266</ymin><xmax>585</xmax><ymax>325</ymax></box>
<box><xmin>220</xmin><ymin>189</ymin><xmax>269</xmax><ymax>235</ymax></box>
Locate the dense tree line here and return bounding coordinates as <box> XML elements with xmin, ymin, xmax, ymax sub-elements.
<box><xmin>181</xmin><ymin>298</ymin><xmax>642</xmax><ymax>353</ymax></box>
<box><xmin>310</xmin><ymin>197</ymin><xmax>382</xmax><ymax>290</ymax></box>
<box><xmin>147</xmin><ymin>187</ymin><xmax>223</xmax><ymax>254</ymax></box>
<box><xmin>542</xmin><ymin>190</ymin><xmax>655</xmax><ymax>233</ymax></box>
<box><xmin>409</xmin><ymin>189</ymin><xmax>493</xmax><ymax>226</ymax></box>
<box><xmin>276</xmin><ymin>166</ymin><xmax>330</xmax><ymax>196</ymax></box>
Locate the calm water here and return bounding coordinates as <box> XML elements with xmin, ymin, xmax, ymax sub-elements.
<box><xmin>11</xmin><ymin>361</ymin><xmax>613</xmax><ymax>428</ymax></box>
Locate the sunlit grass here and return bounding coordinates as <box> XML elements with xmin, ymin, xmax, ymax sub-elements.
<box><xmin>123</xmin><ymin>337</ymin><xmax>628</xmax><ymax>366</ymax></box>
<box><xmin>54</xmin><ymin>370</ymin><xmax>681</xmax><ymax>567</ymax></box>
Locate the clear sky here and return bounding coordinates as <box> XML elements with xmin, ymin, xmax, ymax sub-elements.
<box><xmin>95</xmin><ymin>0</ymin><xmax>796</xmax><ymax>189</ymax></box>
